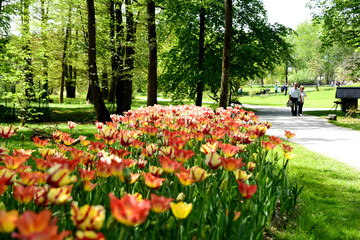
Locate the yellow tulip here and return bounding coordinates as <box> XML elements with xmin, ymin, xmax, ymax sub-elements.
<box><xmin>170</xmin><ymin>202</ymin><xmax>193</xmax><ymax>219</ymax></box>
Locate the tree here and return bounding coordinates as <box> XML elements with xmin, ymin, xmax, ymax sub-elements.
<box><xmin>310</xmin><ymin>0</ymin><xmax>360</xmax><ymax>51</ymax></box>
<box><xmin>146</xmin><ymin>0</ymin><xmax>157</xmax><ymax>106</ymax></box>
<box><xmin>86</xmin><ymin>0</ymin><xmax>110</xmax><ymax>122</ymax></box>
<box><xmin>219</xmin><ymin>0</ymin><xmax>232</xmax><ymax>108</ymax></box>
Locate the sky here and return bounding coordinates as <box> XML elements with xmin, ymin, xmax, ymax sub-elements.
<box><xmin>262</xmin><ymin>0</ymin><xmax>313</xmax><ymax>30</ymax></box>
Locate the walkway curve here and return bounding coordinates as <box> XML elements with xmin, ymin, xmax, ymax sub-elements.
<box><xmin>243</xmin><ymin>104</ymin><xmax>360</xmax><ymax>170</ymax></box>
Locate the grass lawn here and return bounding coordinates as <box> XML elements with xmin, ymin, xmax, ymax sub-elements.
<box><xmin>269</xmin><ymin>142</ymin><xmax>360</xmax><ymax>240</ymax></box>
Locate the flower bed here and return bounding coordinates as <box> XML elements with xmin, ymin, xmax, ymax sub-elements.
<box><xmin>0</xmin><ymin>104</ymin><xmax>300</xmax><ymax>239</ymax></box>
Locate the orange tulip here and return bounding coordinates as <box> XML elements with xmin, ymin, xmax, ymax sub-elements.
<box><xmin>220</xmin><ymin>143</ymin><xmax>240</xmax><ymax>157</ymax></box>
<box><xmin>174</xmin><ymin>148</ymin><xmax>195</xmax><ymax>162</ymax></box>
<box><xmin>237</xmin><ymin>181</ymin><xmax>257</xmax><ymax>199</ymax></box>
<box><xmin>95</xmin><ymin>160</ymin><xmax>112</xmax><ymax>178</ymax></box>
<box><xmin>150</xmin><ymin>194</ymin><xmax>173</xmax><ymax>213</ymax></box>
<box><xmin>19</xmin><ymin>172</ymin><xmax>40</xmax><ymax>185</ymax></box>
<box><xmin>130</xmin><ymin>139</ymin><xmax>145</xmax><ymax>149</ymax></box>
<box><xmin>12</xmin><ymin>210</ymin><xmax>71</xmax><ymax>240</ymax></box>
<box><xmin>52</xmin><ymin>130</ymin><xmax>63</xmax><ymax>143</ymax></box>
<box><xmin>109</xmin><ymin>193</ymin><xmax>151</xmax><ymax>226</ymax></box>
<box><xmin>0</xmin><ymin>167</ymin><xmax>16</xmax><ymax>185</ymax></box>
<box><xmin>0</xmin><ymin>210</ymin><xmax>18</xmax><ymax>233</ymax></box>
<box><xmin>142</xmin><ymin>172</ymin><xmax>165</xmax><ymax>189</ymax></box>
<box><xmin>99</xmin><ymin>128</ymin><xmax>119</xmax><ymax>145</ymax></box>
<box><xmin>159</xmin><ymin>155</ymin><xmax>182</xmax><ymax>173</ymax></box>
<box><xmin>261</xmin><ymin>141</ymin><xmax>277</xmax><ymax>151</ymax></box>
<box><xmin>13</xmin><ymin>185</ymin><xmax>35</xmax><ymax>204</ymax></box>
<box><xmin>268</xmin><ymin>136</ymin><xmax>282</xmax><ymax>145</ymax></box>
<box><xmin>78</xmin><ymin>168</ymin><xmax>96</xmax><ymax>181</ymax></box>
<box><xmin>33</xmin><ymin>158</ymin><xmax>51</xmax><ymax>171</ymax></box>
<box><xmin>32</xmin><ymin>136</ymin><xmax>49</xmax><ymax>147</ymax></box>
<box><xmin>34</xmin><ymin>186</ymin><xmax>49</xmax><ymax>206</ymax></box>
<box><xmin>0</xmin><ymin>144</ymin><xmax>9</xmax><ymax>161</ymax></box>
<box><xmin>0</xmin><ymin>177</ymin><xmax>8</xmax><ymax>196</ymax></box>
<box><xmin>175</xmin><ymin>172</ymin><xmax>194</xmax><ymax>186</ymax></box>
<box><xmin>281</xmin><ymin>143</ymin><xmax>293</xmax><ymax>153</ymax></box>
<box><xmin>220</xmin><ymin>157</ymin><xmax>245</xmax><ymax>172</ymax></box>
<box><xmin>284</xmin><ymin>130</ymin><xmax>295</xmax><ymax>139</ymax></box>
<box><xmin>83</xmin><ymin>181</ymin><xmax>98</xmax><ymax>192</ymax></box>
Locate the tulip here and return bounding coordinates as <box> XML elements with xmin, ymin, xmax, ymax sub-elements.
<box><xmin>0</xmin><ymin>124</ymin><xmax>18</xmax><ymax>139</ymax></box>
<box><xmin>268</xmin><ymin>136</ymin><xmax>282</xmax><ymax>145</ymax></box>
<box><xmin>109</xmin><ymin>193</ymin><xmax>151</xmax><ymax>226</ymax></box>
<box><xmin>76</xmin><ymin>231</ymin><xmax>106</xmax><ymax>240</ymax></box>
<box><xmin>68</xmin><ymin>121</ymin><xmax>77</xmax><ymax>129</ymax></box>
<box><xmin>0</xmin><ymin>210</ymin><xmax>18</xmax><ymax>233</ymax></box>
<box><xmin>174</xmin><ymin>148</ymin><xmax>195</xmax><ymax>162</ymax></box>
<box><xmin>190</xmin><ymin>166</ymin><xmax>210</xmax><ymax>182</ymax></box>
<box><xmin>83</xmin><ymin>180</ymin><xmax>97</xmax><ymax>192</ymax></box>
<box><xmin>281</xmin><ymin>143</ymin><xmax>293</xmax><ymax>153</ymax></box>
<box><xmin>237</xmin><ymin>181</ymin><xmax>257</xmax><ymax>199</ymax></box>
<box><xmin>261</xmin><ymin>140</ymin><xmax>277</xmax><ymax>151</ymax></box>
<box><xmin>46</xmin><ymin>164</ymin><xmax>77</xmax><ymax>187</ymax></box>
<box><xmin>13</xmin><ymin>185</ymin><xmax>35</xmax><ymax>204</ymax></box>
<box><xmin>150</xmin><ymin>194</ymin><xmax>174</xmax><ymax>213</ymax></box>
<box><xmin>0</xmin><ymin>144</ymin><xmax>9</xmax><ymax>161</ymax></box>
<box><xmin>33</xmin><ymin>158</ymin><xmax>51</xmax><ymax>171</ymax></box>
<box><xmin>78</xmin><ymin>168</ymin><xmax>96</xmax><ymax>181</ymax></box>
<box><xmin>159</xmin><ymin>155</ymin><xmax>182</xmax><ymax>173</ymax></box>
<box><xmin>149</xmin><ymin>166</ymin><xmax>163</xmax><ymax>177</ymax></box>
<box><xmin>32</xmin><ymin>136</ymin><xmax>49</xmax><ymax>147</ymax></box>
<box><xmin>247</xmin><ymin>162</ymin><xmax>256</xmax><ymax>172</ymax></box>
<box><xmin>285</xmin><ymin>152</ymin><xmax>296</xmax><ymax>160</ymax></box>
<box><xmin>142</xmin><ymin>172</ymin><xmax>165</xmax><ymax>189</ymax></box>
<box><xmin>95</xmin><ymin>160</ymin><xmax>112</xmax><ymax>178</ymax></box>
<box><xmin>220</xmin><ymin>143</ymin><xmax>240</xmax><ymax>157</ymax></box>
<box><xmin>284</xmin><ymin>130</ymin><xmax>295</xmax><ymax>139</ymax></box>
<box><xmin>19</xmin><ymin>172</ymin><xmax>40</xmax><ymax>185</ymax></box>
<box><xmin>34</xmin><ymin>186</ymin><xmax>49</xmax><ymax>206</ymax></box>
<box><xmin>12</xmin><ymin>210</ymin><xmax>71</xmax><ymax>240</ymax></box>
<box><xmin>175</xmin><ymin>172</ymin><xmax>194</xmax><ymax>186</ymax></box>
<box><xmin>205</xmin><ymin>152</ymin><xmax>222</xmax><ymax>170</ymax></box>
<box><xmin>70</xmin><ymin>202</ymin><xmax>105</xmax><ymax>231</ymax></box>
<box><xmin>170</xmin><ymin>202</ymin><xmax>193</xmax><ymax>219</ymax></box>
<box><xmin>220</xmin><ymin>157</ymin><xmax>245</xmax><ymax>172</ymax></box>
<box><xmin>99</xmin><ymin>128</ymin><xmax>119</xmax><ymax>145</ymax></box>
<box><xmin>78</xmin><ymin>136</ymin><xmax>91</xmax><ymax>146</ymax></box>
<box><xmin>47</xmin><ymin>185</ymin><xmax>73</xmax><ymax>205</ymax></box>
<box><xmin>235</xmin><ymin>170</ymin><xmax>252</xmax><ymax>182</ymax></box>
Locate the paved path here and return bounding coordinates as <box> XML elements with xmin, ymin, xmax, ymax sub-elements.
<box><xmin>243</xmin><ymin>104</ymin><xmax>360</xmax><ymax>170</ymax></box>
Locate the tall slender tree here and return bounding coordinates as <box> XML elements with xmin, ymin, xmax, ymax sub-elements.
<box><xmin>195</xmin><ymin>4</ymin><xmax>205</xmax><ymax>106</ymax></box>
<box><xmin>86</xmin><ymin>0</ymin><xmax>110</xmax><ymax>121</ymax></box>
<box><xmin>147</xmin><ymin>0</ymin><xmax>157</xmax><ymax>106</ymax></box>
<box><xmin>219</xmin><ymin>0</ymin><xmax>232</xmax><ymax>108</ymax></box>
<box><xmin>60</xmin><ymin>6</ymin><xmax>71</xmax><ymax>103</ymax></box>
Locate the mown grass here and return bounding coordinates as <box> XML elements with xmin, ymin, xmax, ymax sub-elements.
<box><xmin>269</xmin><ymin>142</ymin><xmax>360</xmax><ymax>240</ymax></box>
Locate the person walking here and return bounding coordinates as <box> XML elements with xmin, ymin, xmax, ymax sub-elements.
<box><xmin>284</xmin><ymin>83</ymin><xmax>288</xmax><ymax>96</ymax></box>
<box><xmin>288</xmin><ymin>82</ymin><xmax>301</xmax><ymax>116</ymax></box>
<box><xmin>298</xmin><ymin>85</ymin><xmax>309</xmax><ymax>116</ymax></box>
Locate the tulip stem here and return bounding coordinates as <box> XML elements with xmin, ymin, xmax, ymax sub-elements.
<box><xmin>119</xmin><ymin>225</ymin><xmax>128</xmax><ymax>240</ymax></box>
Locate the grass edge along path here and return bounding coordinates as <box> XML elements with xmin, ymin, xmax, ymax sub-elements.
<box><xmin>269</xmin><ymin>142</ymin><xmax>360</xmax><ymax>240</ymax></box>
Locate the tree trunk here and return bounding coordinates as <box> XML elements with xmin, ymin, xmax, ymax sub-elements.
<box><xmin>219</xmin><ymin>0</ymin><xmax>232</xmax><ymax>108</ymax></box>
<box><xmin>40</xmin><ymin>0</ymin><xmax>49</xmax><ymax>104</ymax></box>
<box><xmin>117</xmin><ymin>0</ymin><xmax>134</xmax><ymax>114</ymax></box>
<box><xmin>108</xmin><ymin>0</ymin><xmax>116</xmax><ymax>103</ymax></box>
<box><xmin>147</xmin><ymin>0</ymin><xmax>157</xmax><ymax>106</ymax></box>
<box><xmin>101</xmin><ymin>71</ymin><xmax>109</xmax><ymax>99</ymax></box>
<box><xmin>196</xmin><ymin>6</ymin><xmax>205</xmax><ymax>106</ymax></box>
<box><xmin>86</xmin><ymin>0</ymin><xmax>110</xmax><ymax>122</ymax></box>
<box><xmin>285</xmin><ymin>63</ymin><xmax>288</xmax><ymax>84</ymax></box>
<box><xmin>22</xmin><ymin>0</ymin><xmax>34</xmax><ymax>100</ymax></box>
<box><xmin>60</xmin><ymin>7</ymin><xmax>71</xmax><ymax>104</ymax></box>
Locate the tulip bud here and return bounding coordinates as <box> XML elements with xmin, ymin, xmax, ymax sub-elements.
<box><xmin>122</xmin><ymin>167</ymin><xmax>131</xmax><ymax>184</ymax></box>
<box><xmin>176</xmin><ymin>192</ymin><xmax>186</xmax><ymax>202</ymax></box>
<box><xmin>201</xmin><ymin>225</ymin><xmax>211</xmax><ymax>239</ymax></box>
<box><xmin>165</xmin><ymin>216</ymin><xmax>176</xmax><ymax>230</ymax></box>
<box><xmin>220</xmin><ymin>178</ymin><xmax>228</xmax><ymax>191</ymax></box>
